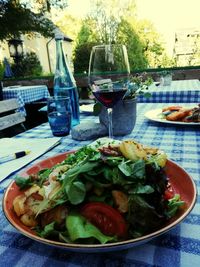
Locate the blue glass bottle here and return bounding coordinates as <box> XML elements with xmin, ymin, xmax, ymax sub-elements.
<box><xmin>54</xmin><ymin>31</ymin><xmax>80</xmax><ymax>126</ymax></box>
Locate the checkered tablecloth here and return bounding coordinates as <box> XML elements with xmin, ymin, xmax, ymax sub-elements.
<box><xmin>0</xmin><ymin>103</ymin><xmax>200</xmax><ymax>267</ymax></box>
<box><xmin>138</xmin><ymin>79</ymin><xmax>200</xmax><ymax>103</ymax></box>
<box><xmin>3</xmin><ymin>85</ymin><xmax>50</xmax><ymax>115</ymax></box>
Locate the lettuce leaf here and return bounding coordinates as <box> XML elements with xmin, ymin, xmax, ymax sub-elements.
<box><xmin>166</xmin><ymin>194</ymin><xmax>185</xmax><ymax>218</ymax></box>
<box><xmin>66</xmin><ymin>214</ymin><xmax>116</xmax><ymax>244</ymax></box>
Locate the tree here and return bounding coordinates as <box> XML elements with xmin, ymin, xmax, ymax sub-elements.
<box><xmin>133</xmin><ymin>20</ymin><xmax>175</xmax><ymax>68</ymax></box>
<box><xmin>73</xmin><ymin>0</ymin><xmax>147</xmax><ymax>72</ymax></box>
<box><xmin>0</xmin><ymin>0</ymin><xmax>68</xmax><ymax>41</ymax></box>
<box><xmin>73</xmin><ymin>0</ymin><xmax>140</xmax><ymax>73</ymax></box>
<box><xmin>73</xmin><ymin>20</ymin><xmax>100</xmax><ymax>74</ymax></box>
<box><xmin>88</xmin><ymin>0</ymin><xmax>121</xmax><ymax>44</ymax></box>
<box><xmin>116</xmin><ymin>19</ymin><xmax>148</xmax><ymax>70</ymax></box>
<box><xmin>54</xmin><ymin>13</ymin><xmax>81</xmax><ymax>41</ymax></box>
<box><xmin>73</xmin><ymin>0</ymin><xmax>170</xmax><ymax>72</ymax></box>
<box><xmin>12</xmin><ymin>51</ymin><xmax>43</xmax><ymax>77</ymax></box>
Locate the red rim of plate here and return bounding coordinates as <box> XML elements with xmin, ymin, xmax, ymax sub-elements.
<box><xmin>2</xmin><ymin>152</ymin><xmax>197</xmax><ymax>250</ymax></box>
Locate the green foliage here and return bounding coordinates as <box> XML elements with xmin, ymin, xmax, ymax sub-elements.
<box><xmin>12</xmin><ymin>52</ymin><xmax>43</xmax><ymax>77</ymax></box>
<box><xmin>0</xmin><ymin>0</ymin><xmax>68</xmax><ymax>40</ymax></box>
<box><xmin>73</xmin><ymin>42</ymin><xmax>98</xmax><ymax>74</ymax></box>
<box><xmin>66</xmin><ymin>214</ymin><xmax>116</xmax><ymax>243</ymax></box>
<box><xmin>126</xmin><ymin>73</ymin><xmax>153</xmax><ymax>99</ymax></box>
<box><xmin>54</xmin><ymin>13</ymin><xmax>81</xmax><ymax>42</ymax></box>
<box><xmin>166</xmin><ymin>194</ymin><xmax>185</xmax><ymax>218</ymax></box>
<box><xmin>116</xmin><ymin>19</ymin><xmax>148</xmax><ymax>70</ymax></box>
<box><xmin>134</xmin><ymin>20</ymin><xmax>164</xmax><ymax>67</ymax></box>
<box><xmin>73</xmin><ymin>21</ymin><xmax>100</xmax><ymax>74</ymax></box>
<box><xmin>158</xmin><ymin>70</ymin><xmax>172</xmax><ymax>77</ymax></box>
<box><xmin>0</xmin><ymin>61</ymin><xmax>5</xmax><ymax>80</ymax></box>
<box><xmin>45</xmin><ymin>0</ymin><xmax>68</xmax><ymax>12</ymax></box>
<box><xmin>88</xmin><ymin>0</ymin><xmax>119</xmax><ymax>44</ymax></box>
<box><xmin>15</xmin><ymin>176</ymin><xmax>34</xmax><ymax>189</ymax></box>
<box><xmin>92</xmin><ymin>71</ymin><xmax>153</xmax><ymax>115</ymax></box>
<box><xmin>73</xmin><ymin>0</ymin><xmax>169</xmax><ymax>73</ymax></box>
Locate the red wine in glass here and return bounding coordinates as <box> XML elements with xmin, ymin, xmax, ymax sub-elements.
<box><xmin>88</xmin><ymin>44</ymin><xmax>130</xmax><ymax>139</ymax></box>
<box><xmin>93</xmin><ymin>89</ymin><xmax>127</xmax><ymax>108</ymax></box>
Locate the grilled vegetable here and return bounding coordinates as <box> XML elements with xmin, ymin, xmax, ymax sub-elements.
<box><xmin>119</xmin><ymin>140</ymin><xmax>147</xmax><ymax>161</ymax></box>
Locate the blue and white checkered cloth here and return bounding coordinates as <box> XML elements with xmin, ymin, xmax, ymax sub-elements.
<box><xmin>3</xmin><ymin>85</ymin><xmax>50</xmax><ymax>115</ymax></box>
<box><xmin>0</xmin><ymin>102</ymin><xmax>200</xmax><ymax>267</ymax></box>
<box><xmin>138</xmin><ymin>79</ymin><xmax>200</xmax><ymax>103</ymax></box>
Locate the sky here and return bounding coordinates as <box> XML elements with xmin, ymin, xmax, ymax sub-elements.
<box><xmin>67</xmin><ymin>0</ymin><xmax>200</xmax><ymax>56</ymax></box>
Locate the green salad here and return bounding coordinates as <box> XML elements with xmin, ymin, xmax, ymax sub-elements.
<box><xmin>13</xmin><ymin>139</ymin><xmax>184</xmax><ymax>244</ymax></box>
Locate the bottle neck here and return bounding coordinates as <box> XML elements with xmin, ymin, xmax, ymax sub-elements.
<box><xmin>55</xmin><ymin>39</ymin><xmax>75</xmax><ymax>84</ymax></box>
<box><xmin>56</xmin><ymin>39</ymin><xmax>65</xmax><ymax>71</ymax></box>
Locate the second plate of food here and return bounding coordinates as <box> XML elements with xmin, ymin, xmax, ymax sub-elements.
<box><xmin>145</xmin><ymin>106</ymin><xmax>200</xmax><ymax>126</ymax></box>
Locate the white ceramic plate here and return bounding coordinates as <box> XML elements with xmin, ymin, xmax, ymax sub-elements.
<box><xmin>145</xmin><ymin>108</ymin><xmax>200</xmax><ymax>126</ymax></box>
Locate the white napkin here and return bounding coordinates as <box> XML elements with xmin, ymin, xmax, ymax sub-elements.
<box><xmin>0</xmin><ymin>137</ymin><xmax>61</xmax><ymax>181</ymax></box>
<box><xmin>79</xmin><ymin>104</ymin><xmax>94</xmax><ymax>113</ymax></box>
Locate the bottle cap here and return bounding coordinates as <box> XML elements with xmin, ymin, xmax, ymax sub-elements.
<box><xmin>54</xmin><ymin>28</ymin><xmax>64</xmax><ymax>40</ymax></box>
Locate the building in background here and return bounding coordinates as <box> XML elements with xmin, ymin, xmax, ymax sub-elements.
<box><xmin>173</xmin><ymin>28</ymin><xmax>200</xmax><ymax>66</ymax></box>
<box><xmin>0</xmin><ymin>33</ymin><xmax>73</xmax><ymax>75</ymax></box>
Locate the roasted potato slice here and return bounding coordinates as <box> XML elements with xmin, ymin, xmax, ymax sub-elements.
<box><xmin>119</xmin><ymin>140</ymin><xmax>167</xmax><ymax>167</ymax></box>
<box><xmin>20</xmin><ymin>213</ymin><xmax>38</xmax><ymax>227</ymax></box>
<box><xmin>13</xmin><ymin>184</ymin><xmax>45</xmax><ymax>217</ymax></box>
<box><xmin>119</xmin><ymin>140</ymin><xmax>147</xmax><ymax>161</ymax></box>
<box><xmin>112</xmin><ymin>190</ymin><xmax>128</xmax><ymax>213</ymax></box>
<box><xmin>152</xmin><ymin>151</ymin><xmax>167</xmax><ymax>167</ymax></box>
<box><xmin>13</xmin><ymin>194</ymin><xmax>27</xmax><ymax>216</ymax></box>
<box><xmin>24</xmin><ymin>184</ymin><xmax>42</xmax><ymax>197</ymax></box>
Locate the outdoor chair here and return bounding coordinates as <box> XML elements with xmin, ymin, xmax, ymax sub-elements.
<box><xmin>0</xmin><ymin>98</ymin><xmax>26</xmax><ymax>137</ymax></box>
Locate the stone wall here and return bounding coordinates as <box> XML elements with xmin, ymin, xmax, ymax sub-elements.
<box><xmin>2</xmin><ymin>67</ymin><xmax>200</xmax><ymax>99</ymax></box>
<box><xmin>74</xmin><ymin>68</ymin><xmax>200</xmax><ymax>99</ymax></box>
<box><xmin>148</xmin><ymin>68</ymin><xmax>200</xmax><ymax>81</ymax></box>
<box><xmin>74</xmin><ymin>68</ymin><xmax>200</xmax><ymax>88</ymax></box>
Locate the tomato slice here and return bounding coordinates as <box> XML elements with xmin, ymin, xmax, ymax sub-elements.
<box><xmin>164</xmin><ymin>183</ymin><xmax>175</xmax><ymax>200</ymax></box>
<box><xmin>81</xmin><ymin>202</ymin><xmax>127</xmax><ymax>238</ymax></box>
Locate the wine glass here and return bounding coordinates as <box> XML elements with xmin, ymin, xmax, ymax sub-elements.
<box><xmin>88</xmin><ymin>44</ymin><xmax>130</xmax><ymax>139</ymax></box>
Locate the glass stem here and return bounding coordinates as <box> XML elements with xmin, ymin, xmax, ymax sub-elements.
<box><xmin>107</xmin><ymin>108</ymin><xmax>113</xmax><ymax>139</ymax></box>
